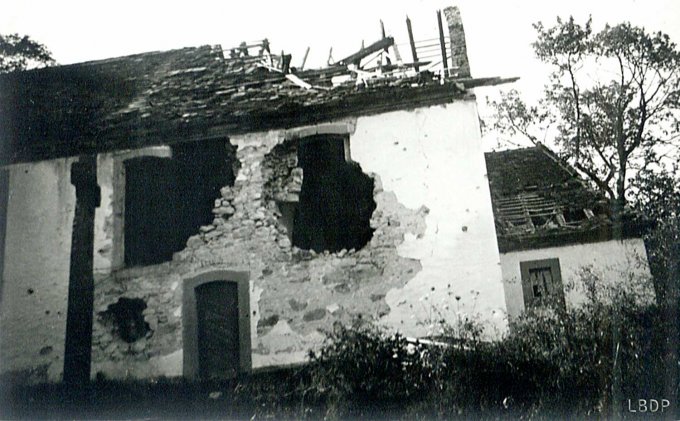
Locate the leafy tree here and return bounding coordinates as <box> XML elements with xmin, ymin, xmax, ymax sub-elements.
<box><xmin>488</xmin><ymin>17</ymin><xmax>680</xmax><ymax>211</ymax></box>
<box><xmin>0</xmin><ymin>33</ymin><xmax>55</xmax><ymax>73</ymax></box>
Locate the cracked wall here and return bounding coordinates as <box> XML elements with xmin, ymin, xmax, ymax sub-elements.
<box><xmin>1</xmin><ymin>99</ymin><xmax>506</xmax><ymax>381</ymax></box>
<box><xmin>89</xmin><ymin>99</ymin><xmax>505</xmax><ymax>379</ymax></box>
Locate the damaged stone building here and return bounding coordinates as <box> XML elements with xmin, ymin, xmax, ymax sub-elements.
<box><xmin>0</xmin><ymin>7</ymin><xmax>650</xmax><ymax>382</ymax></box>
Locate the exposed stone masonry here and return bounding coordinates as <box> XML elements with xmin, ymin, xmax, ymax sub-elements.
<box><xmin>92</xmin><ymin>129</ymin><xmax>429</xmax><ymax>378</ymax></box>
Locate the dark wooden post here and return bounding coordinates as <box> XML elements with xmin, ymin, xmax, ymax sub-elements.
<box><xmin>406</xmin><ymin>16</ymin><xmax>419</xmax><ymax>73</ymax></box>
<box><xmin>63</xmin><ymin>155</ymin><xmax>100</xmax><ymax>385</ymax></box>
<box><xmin>437</xmin><ymin>10</ymin><xmax>449</xmax><ymax>77</ymax></box>
<box><xmin>380</xmin><ymin>20</ymin><xmax>391</xmax><ymax>66</ymax></box>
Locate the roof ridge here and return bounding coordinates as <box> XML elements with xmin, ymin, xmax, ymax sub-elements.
<box><xmin>1</xmin><ymin>45</ymin><xmax>222</xmax><ymax>76</ymax></box>
<box><xmin>534</xmin><ymin>142</ymin><xmax>581</xmax><ymax>179</ymax></box>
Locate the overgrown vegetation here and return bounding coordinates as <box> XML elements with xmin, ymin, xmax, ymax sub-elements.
<box><xmin>302</xmin><ymin>278</ymin><xmax>676</xmax><ymax>420</ymax></box>
<box><xmin>3</xmin><ymin>272</ymin><xmax>676</xmax><ymax>420</ymax></box>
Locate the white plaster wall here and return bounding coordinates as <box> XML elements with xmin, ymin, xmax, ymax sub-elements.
<box><xmin>0</xmin><ymin>158</ymin><xmax>77</xmax><ymax>381</ymax></box>
<box><xmin>351</xmin><ymin>101</ymin><xmax>507</xmax><ymax>337</ymax></box>
<box><xmin>500</xmin><ymin>238</ymin><xmax>652</xmax><ymax>319</ymax></box>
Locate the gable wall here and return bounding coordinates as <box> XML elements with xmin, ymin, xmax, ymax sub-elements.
<box><xmin>90</xmin><ymin>99</ymin><xmax>506</xmax><ymax>379</ymax></box>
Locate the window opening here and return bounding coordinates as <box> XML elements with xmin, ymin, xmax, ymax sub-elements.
<box><xmin>520</xmin><ymin>258</ymin><xmax>566</xmax><ymax>311</ymax></box>
<box><xmin>562</xmin><ymin>208</ymin><xmax>587</xmax><ymax>225</ymax></box>
<box><xmin>293</xmin><ymin>134</ymin><xmax>375</xmax><ymax>253</ymax></box>
<box><xmin>123</xmin><ymin>139</ymin><xmax>236</xmax><ymax>266</ymax></box>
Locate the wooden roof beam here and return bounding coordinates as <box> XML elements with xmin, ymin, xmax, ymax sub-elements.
<box><xmin>336</xmin><ymin>37</ymin><xmax>395</xmax><ymax>67</ymax></box>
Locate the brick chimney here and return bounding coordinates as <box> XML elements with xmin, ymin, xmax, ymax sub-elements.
<box><xmin>443</xmin><ymin>6</ymin><xmax>471</xmax><ymax>78</ymax></box>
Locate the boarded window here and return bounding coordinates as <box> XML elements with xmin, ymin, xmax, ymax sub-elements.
<box><xmin>520</xmin><ymin>258</ymin><xmax>566</xmax><ymax>311</ymax></box>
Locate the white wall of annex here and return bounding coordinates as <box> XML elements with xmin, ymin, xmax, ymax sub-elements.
<box><xmin>500</xmin><ymin>238</ymin><xmax>652</xmax><ymax>319</ymax></box>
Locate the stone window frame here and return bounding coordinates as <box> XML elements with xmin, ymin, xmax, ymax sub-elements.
<box><xmin>182</xmin><ymin>270</ymin><xmax>251</xmax><ymax>379</ymax></box>
<box><xmin>283</xmin><ymin>120</ymin><xmax>356</xmax><ymax>162</ymax></box>
<box><xmin>519</xmin><ymin>258</ymin><xmax>566</xmax><ymax>311</ymax></box>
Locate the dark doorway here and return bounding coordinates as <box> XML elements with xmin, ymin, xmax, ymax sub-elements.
<box><xmin>195</xmin><ymin>281</ymin><xmax>240</xmax><ymax>379</ymax></box>
<box><xmin>123</xmin><ymin>139</ymin><xmax>236</xmax><ymax>267</ymax></box>
<box><xmin>293</xmin><ymin>134</ymin><xmax>375</xmax><ymax>253</ymax></box>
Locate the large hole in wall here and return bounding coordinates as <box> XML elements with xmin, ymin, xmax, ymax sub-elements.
<box><xmin>124</xmin><ymin>139</ymin><xmax>237</xmax><ymax>266</ymax></box>
<box><xmin>295</xmin><ymin>135</ymin><xmax>376</xmax><ymax>252</ymax></box>
<box><xmin>99</xmin><ymin>297</ymin><xmax>150</xmax><ymax>343</ymax></box>
<box><xmin>264</xmin><ymin>134</ymin><xmax>375</xmax><ymax>253</ymax></box>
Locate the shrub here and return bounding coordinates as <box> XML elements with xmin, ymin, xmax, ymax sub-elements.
<box><xmin>303</xmin><ymin>271</ymin><xmax>676</xmax><ymax>419</ymax></box>
<box><xmin>307</xmin><ymin>320</ymin><xmax>438</xmax><ymax>418</ymax></box>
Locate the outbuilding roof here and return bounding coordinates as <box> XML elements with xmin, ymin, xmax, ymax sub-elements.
<box><xmin>485</xmin><ymin>144</ymin><xmax>646</xmax><ymax>252</ymax></box>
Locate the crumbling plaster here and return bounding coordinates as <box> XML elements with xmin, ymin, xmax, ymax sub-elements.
<box><xmin>89</xmin><ymin>116</ymin><xmax>429</xmax><ymax>378</ymax></box>
<box><xmin>500</xmin><ymin>238</ymin><xmax>653</xmax><ymax>319</ymax></box>
<box><xmin>1</xmin><ymin>99</ymin><xmax>508</xmax><ymax>381</ymax></box>
<box><xmin>89</xmin><ymin>100</ymin><xmax>506</xmax><ymax>379</ymax></box>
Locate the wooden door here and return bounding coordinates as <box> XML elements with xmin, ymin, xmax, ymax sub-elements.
<box><xmin>195</xmin><ymin>281</ymin><xmax>240</xmax><ymax>379</ymax></box>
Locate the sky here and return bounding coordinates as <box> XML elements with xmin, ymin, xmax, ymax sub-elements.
<box><xmin>2</xmin><ymin>0</ymin><xmax>680</xmax><ymax>148</ymax></box>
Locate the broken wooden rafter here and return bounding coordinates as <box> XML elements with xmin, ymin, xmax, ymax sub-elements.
<box><xmin>363</xmin><ymin>61</ymin><xmax>430</xmax><ymax>73</ymax></box>
<box><xmin>457</xmin><ymin>76</ymin><xmax>520</xmax><ymax>89</ymax></box>
<box><xmin>336</xmin><ymin>36</ymin><xmax>395</xmax><ymax>67</ymax></box>
<box><xmin>327</xmin><ymin>47</ymin><xmax>334</xmax><ymax>66</ymax></box>
<box><xmin>257</xmin><ymin>54</ymin><xmax>329</xmax><ymax>91</ymax></box>
<box><xmin>300</xmin><ymin>47</ymin><xmax>310</xmax><ymax>70</ymax></box>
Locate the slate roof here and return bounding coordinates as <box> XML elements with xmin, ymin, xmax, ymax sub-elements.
<box><xmin>0</xmin><ymin>44</ymin><xmax>510</xmax><ymax>165</ymax></box>
<box><xmin>485</xmin><ymin>144</ymin><xmax>645</xmax><ymax>252</ymax></box>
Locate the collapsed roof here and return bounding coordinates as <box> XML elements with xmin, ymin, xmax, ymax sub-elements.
<box><xmin>0</xmin><ymin>6</ymin><xmax>516</xmax><ymax>165</ymax></box>
<box><xmin>485</xmin><ymin>144</ymin><xmax>647</xmax><ymax>252</ymax></box>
